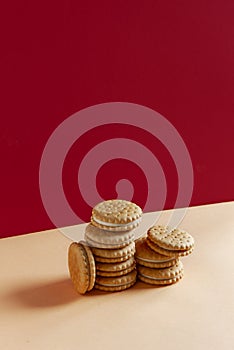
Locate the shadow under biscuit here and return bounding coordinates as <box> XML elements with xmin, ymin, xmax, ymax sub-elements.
<box><xmin>5</xmin><ymin>278</ymin><xmax>79</xmax><ymax>308</ymax></box>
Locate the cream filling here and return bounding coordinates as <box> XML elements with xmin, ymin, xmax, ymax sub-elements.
<box><xmin>93</xmin><ymin>216</ymin><xmax>142</xmax><ymax>227</ymax></box>
<box><xmin>137</xmin><ymin>256</ymin><xmax>174</xmax><ymax>263</ymax></box>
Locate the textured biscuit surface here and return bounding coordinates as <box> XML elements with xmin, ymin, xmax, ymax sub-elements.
<box><xmin>68</xmin><ymin>242</ymin><xmax>96</xmax><ymax>294</ymax></box>
<box><xmin>94</xmin><ymin>252</ymin><xmax>134</xmax><ymax>263</ymax></box>
<box><xmin>137</xmin><ymin>260</ymin><xmax>183</xmax><ymax>280</ymax></box>
<box><xmin>96</xmin><ymin>256</ymin><xmax>135</xmax><ymax>272</ymax></box>
<box><xmin>91</xmin><ymin>241</ymin><xmax>135</xmax><ymax>259</ymax></box>
<box><xmin>95</xmin><ymin>269</ymin><xmax>137</xmax><ymax>287</ymax></box>
<box><xmin>148</xmin><ymin>225</ymin><xmax>194</xmax><ymax>251</ymax></box>
<box><xmin>94</xmin><ymin>280</ymin><xmax>136</xmax><ymax>292</ymax></box>
<box><xmin>81</xmin><ymin>241</ymin><xmax>96</xmax><ymax>291</ymax></box>
<box><xmin>138</xmin><ymin>271</ymin><xmax>183</xmax><ymax>285</ymax></box>
<box><xmin>91</xmin><ymin>199</ymin><xmax>142</xmax><ymax>231</ymax></box>
<box><xmin>96</xmin><ymin>264</ymin><xmax>136</xmax><ymax>277</ymax></box>
<box><xmin>146</xmin><ymin>238</ymin><xmax>194</xmax><ymax>257</ymax></box>
<box><xmin>95</xmin><ymin>270</ymin><xmax>137</xmax><ymax>291</ymax></box>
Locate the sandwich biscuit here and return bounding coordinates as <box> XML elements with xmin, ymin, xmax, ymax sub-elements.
<box><xmin>135</xmin><ymin>237</ymin><xmax>177</xmax><ymax>268</ymax></box>
<box><xmin>85</xmin><ymin>223</ymin><xmax>134</xmax><ymax>249</ymax></box>
<box><xmin>147</xmin><ymin>225</ymin><xmax>194</xmax><ymax>257</ymax></box>
<box><xmin>91</xmin><ymin>199</ymin><xmax>142</xmax><ymax>232</ymax></box>
<box><xmin>95</xmin><ymin>270</ymin><xmax>137</xmax><ymax>292</ymax></box>
<box><xmin>68</xmin><ymin>241</ymin><xmax>96</xmax><ymax>294</ymax></box>
<box><xmin>138</xmin><ymin>260</ymin><xmax>184</xmax><ymax>285</ymax></box>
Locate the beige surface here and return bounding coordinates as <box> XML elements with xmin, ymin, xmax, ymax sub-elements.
<box><xmin>0</xmin><ymin>202</ymin><xmax>234</xmax><ymax>350</ymax></box>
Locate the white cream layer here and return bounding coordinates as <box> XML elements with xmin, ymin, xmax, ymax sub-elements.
<box><xmin>137</xmin><ymin>256</ymin><xmax>175</xmax><ymax>263</ymax></box>
<box><xmin>140</xmin><ymin>273</ymin><xmax>177</xmax><ymax>281</ymax></box>
<box><xmin>93</xmin><ymin>216</ymin><xmax>142</xmax><ymax>227</ymax></box>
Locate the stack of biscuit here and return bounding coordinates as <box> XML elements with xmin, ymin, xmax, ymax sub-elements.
<box><xmin>135</xmin><ymin>225</ymin><xmax>194</xmax><ymax>286</ymax></box>
<box><xmin>68</xmin><ymin>199</ymin><xmax>142</xmax><ymax>294</ymax></box>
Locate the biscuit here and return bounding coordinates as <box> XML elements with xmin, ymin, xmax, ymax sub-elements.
<box><xmin>68</xmin><ymin>241</ymin><xmax>96</xmax><ymax>294</ymax></box>
<box><xmin>94</xmin><ymin>252</ymin><xmax>134</xmax><ymax>263</ymax></box>
<box><xmin>138</xmin><ymin>260</ymin><xmax>183</xmax><ymax>279</ymax></box>
<box><xmin>138</xmin><ymin>260</ymin><xmax>184</xmax><ymax>285</ymax></box>
<box><xmin>96</xmin><ymin>256</ymin><xmax>135</xmax><ymax>272</ymax></box>
<box><xmin>147</xmin><ymin>225</ymin><xmax>194</xmax><ymax>257</ymax></box>
<box><xmin>146</xmin><ymin>237</ymin><xmax>194</xmax><ymax>257</ymax></box>
<box><xmin>85</xmin><ymin>223</ymin><xmax>134</xmax><ymax>249</ymax></box>
<box><xmin>96</xmin><ymin>263</ymin><xmax>136</xmax><ymax>277</ymax></box>
<box><xmin>138</xmin><ymin>271</ymin><xmax>183</xmax><ymax>285</ymax></box>
<box><xmin>95</xmin><ymin>280</ymin><xmax>136</xmax><ymax>292</ymax></box>
<box><xmin>135</xmin><ymin>237</ymin><xmax>177</xmax><ymax>268</ymax></box>
<box><xmin>91</xmin><ymin>241</ymin><xmax>135</xmax><ymax>259</ymax></box>
<box><xmin>91</xmin><ymin>199</ymin><xmax>142</xmax><ymax>231</ymax></box>
<box><xmin>95</xmin><ymin>270</ymin><xmax>137</xmax><ymax>292</ymax></box>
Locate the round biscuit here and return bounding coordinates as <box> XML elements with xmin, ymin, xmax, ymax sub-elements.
<box><xmin>96</xmin><ymin>256</ymin><xmax>135</xmax><ymax>272</ymax></box>
<box><xmin>94</xmin><ymin>280</ymin><xmax>136</xmax><ymax>292</ymax></box>
<box><xmin>96</xmin><ymin>264</ymin><xmax>136</xmax><ymax>277</ymax></box>
<box><xmin>135</xmin><ymin>238</ymin><xmax>176</xmax><ymax>264</ymax></box>
<box><xmin>94</xmin><ymin>252</ymin><xmax>134</xmax><ymax>263</ymax></box>
<box><xmin>85</xmin><ymin>235</ymin><xmax>133</xmax><ymax>249</ymax></box>
<box><xmin>95</xmin><ymin>270</ymin><xmax>137</xmax><ymax>288</ymax></box>
<box><xmin>68</xmin><ymin>242</ymin><xmax>95</xmax><ymax>294</ymax></box>
<box><xmin>148</xmin><ymin>225</ymin><xmax>194</xmax><ymax>251</ymax></box>
<box><xmin>137</xmin><ymin>260</ymin><xmax>183</xmax><ymax>280</ymax></box>
<box><xmin>91</xmin><ymin>241</ymin><xmax>135</xmax><ymax>259</ymax></box>
<box><xmin>138</xmin><ymin>271</ymin><xmax>183</xmax><ymax>285</ymax></box>
<box><xmin>146</xmin><ymin>237</ymin><xmax>194</xmax><ymax>257</ymax></box>
<box><xmin>136</xmin><ymin>257</ymin><xmax>178</xmax><ymax>269</ymax></box>
<box><xmin>91</xmin><ymin>199</ymin><xmax>142</xmax><ymax>231</ymax></box>
<box><xmin>85</xmin><ymin>223</ymin><xmax>135</xmax><ymax>247</ymax></box>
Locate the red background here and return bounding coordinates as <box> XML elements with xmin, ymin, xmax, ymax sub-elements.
<box><xmin>1</xmin><ymin>1</ymin><xmax>234</xmax><ymax>238</ymax></box>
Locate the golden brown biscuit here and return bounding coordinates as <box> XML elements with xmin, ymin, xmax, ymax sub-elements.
<box><xmin>91</xmin><ymin>199</ymin><xmax>142</xmax><ymax>231</ymax></box>
<box><xmin>96</xmin><ymin>263</ymin><xmax>136</xmax><ymax>277</ymax></box>
<box><xmin>148</xmin><ymin>225</ymin><xmax>194</xmax><ymax>251</ymax></box>
<box><xmin>146</xmin><ymin>237</ymin><xmax>194</xmax><ymax>257</ymax></box>
<box><xmin>146</xmin><ymin>225</ymin><xmax>194</xmax><ymax>257</ymax></box>
<box><xmin>138</xmin><ymin>271</ymin><xmax>183</xmax><ymax>285</ymax></box>
<box><xmin>138</xmin><ymin>260</ymin><xmax>184</xmax><ymax>285</ymax></box>
<box><xmin>94</xmin><ymin>252</ymin><xmax>135</xmax><ymax>263</ymax></box>
<box><xmin>95</xmin><ymin>270</ymin><xmax>137</xmax><ymax>292</ymax></box>
<box><xmin>68</xmin><ymin>241</ymin><xmax>96</xmax><ymax>294</ymax></box>
<box><xmin>135</xmin><ymin>237</ymin><xmax>177</xmax><ymax>268</ymax></box>
<box><xmin>91</xmin><ymin>241</ymin><xmax>135</xmax><ymax>259</ymax></box>
<box><xmin>96</xmin><ymin>256</ymin><xmax>135</xmax><ymax>272</ymax></box>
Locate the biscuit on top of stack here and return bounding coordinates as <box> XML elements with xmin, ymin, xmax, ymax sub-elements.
<box><xmin>135</xmin><ymin>225</ymin><xmax>194</xmax><ymax>286</ymax></box>
<box><xmin>68</xmin><ymin>199</ymin><xmax>142</xmax><ymax>294</ymax></box>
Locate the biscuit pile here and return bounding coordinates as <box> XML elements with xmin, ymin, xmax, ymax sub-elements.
<box><xmin>68</xmin><ymin>200</ymin><xmax>195</xmax><ymax>294</ymax></box>
<box><xmin>135</xmin><ymin>225</ymin><xmax>194</xmax><ymax>286</ymax></box>
<box><xmin>68</xmin><ymin>199</ymin><xmax>142</xmax><ymax>294</ymax></box>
